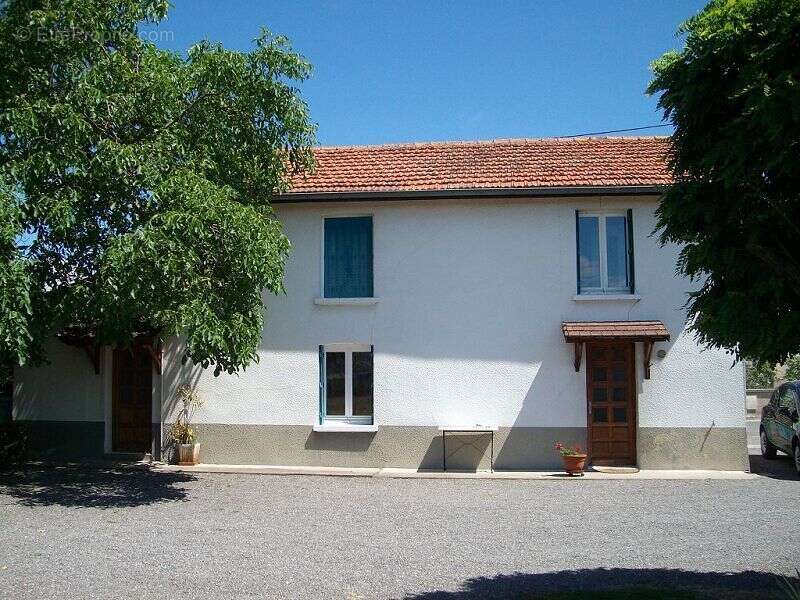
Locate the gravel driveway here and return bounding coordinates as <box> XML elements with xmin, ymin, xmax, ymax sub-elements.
<box><xmin>0</xmin><ymin>460</ymin><xmax>797</xmax><ymax>600</ymax></box>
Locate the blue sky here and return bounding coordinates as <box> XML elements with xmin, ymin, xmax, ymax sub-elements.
<box><xmin>154</xmin><ymin>0</ymin><xmax>705</xmax><ymax>146</ymax></box>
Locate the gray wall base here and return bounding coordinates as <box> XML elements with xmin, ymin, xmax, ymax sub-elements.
<box><xmin>15</xmin><ymin>421</ymin><xmax>105</xmax><ymax>459</ymax></box>
<box><xmin>187</xmin><ymin>424</ymin><xmax>584</xmax><ymax>470</ymax></box>
<box><xmin>186</xmin><ymin>425</ymin><xmax>748</xmax><ymax>471</ymax></box>
<box><xmin>638</xmin><ymin>427</ymin><xmax>749</xmax><ymax>470</ymax></box>
<box><xmin>13</xmin><ymin>422</ymin><xmax>749</xmax><ymax>471</ymax></box>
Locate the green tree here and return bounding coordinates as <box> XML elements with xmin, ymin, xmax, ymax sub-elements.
<box><xmin>746</xmin><ymin>360</ymin><xmax>775</xmax><ymax>389</ymax></box>
<box><xmin>783</xmin><ymin>355</ymin><xmax>800</xmax><ymax>382</ymax></box>
<box><xmin>647</xmin><ymin>0</ymin><xmax>800</xmax><ymax>365</ymax></box>
<box><xmin>0</xmin><ymin>0</ymin><xmax>316</xmax><ymax>374</ymax></box>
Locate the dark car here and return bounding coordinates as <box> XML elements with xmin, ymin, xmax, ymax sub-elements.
<box><xmin>760</xmin><ymin>381</ymin><xmax>800</xmax><ymax>474</ymax></box>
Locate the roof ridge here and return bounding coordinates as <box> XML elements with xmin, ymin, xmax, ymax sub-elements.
<box><xmin>313</xmin><ymin>136</ymin><xmax>671</xmax><ymax>150</ymax></box>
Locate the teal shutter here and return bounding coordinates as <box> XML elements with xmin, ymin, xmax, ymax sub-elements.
<box><xmin>370</xmin><ymin>344</ymin><xmax>375</xmax><ymax>424</ymax></box>
<box><xmin>318</xmin><ymin>345</ymin><xmax>325</xmax><ymax>424</ymax></box>
<box><xmin>626</xmin><ymin>209</ymin><xmax>635</xmax><ymax>294</ymax></box>
<box><xmin>324</xmin><ymin>216</ymin><xmax>373</xmax><ymax>298</ymax></box>
<box><xmin>575</xmin><ymin>210</ymin><xmax>581</xmax><ymax>294</ymax></box>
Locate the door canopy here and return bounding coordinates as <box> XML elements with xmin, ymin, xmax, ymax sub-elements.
<box><xmin>562</xmin><ymin>320</ymin><xmax>670</xmax><ymax>379</ymax></box>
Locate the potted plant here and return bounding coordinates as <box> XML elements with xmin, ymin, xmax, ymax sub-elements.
<box><xmin>169</xmin><ymin>384</ymin><xmax>204</xmax><ymax>466</ymax></box>
<box><xmin>554</xmin><ymin>442</ymin><xmax>587</xmax><ymax>476</ymax></box>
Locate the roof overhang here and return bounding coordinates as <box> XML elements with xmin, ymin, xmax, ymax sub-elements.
<box><xmin>57</xmin><ymin>327</ymin><xmax>162</xmax><ymax>375</ymax></box>
<box><xmin>275</xmin><ymin>185</ymin><xmax>665</xmax><ymax>204</ymax></box>
<box><xmin>562</xmin><ymin>320</ymin><xmax>670</xmax><ymax>343</ymax></box>
<box><xmin>562</xmin><ymin>320</ymin><xmax>670</xmax><ymax>379</ymax></box>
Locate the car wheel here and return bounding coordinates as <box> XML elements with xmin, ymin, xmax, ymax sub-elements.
<box><xmin>761</xmin><ymin>428</ymin><xmax>777</xmax><ymax>459</ymax></box>
<box><xmin>794</xmin><ymin>442</ymin><xmax>800</xmax><ymax>476</ymax></box>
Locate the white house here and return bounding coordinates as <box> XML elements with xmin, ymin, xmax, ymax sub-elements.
<box><xmin>13</xmin><ymin>137</ymin><xmax>749</xmax><ymax>471</ymax></box>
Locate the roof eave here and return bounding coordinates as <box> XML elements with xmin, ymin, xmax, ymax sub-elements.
<box><xmin>275</xmin><ymin>184</ymin><xmax>668</xmax><ymax>203</ymax></box>
<box><xmin>563</xmin><ymin>334</ymin><xmax>671</xmax><ymax>343</ymax></box>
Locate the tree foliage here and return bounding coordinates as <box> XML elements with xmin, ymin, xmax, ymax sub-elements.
<box><xmin>783</xmin><ymin>354</ymin><xmax>800</xmax><ymax>382</ymax></box>
<box><xmin>648</xmin><ymin>0</ymin><xmax>800</xmax><ymax>365</ymax></box>
<box><xmin>0</xmin><ymin>0</ymin><xmax>316</xmax><ymax>374</ymax></box>
<box><xmin>746</xmin><ymin>360</ymin><xmax>775</xmax><ymax>389</ymax></box>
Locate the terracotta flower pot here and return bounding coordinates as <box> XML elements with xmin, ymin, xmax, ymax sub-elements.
<box><xmin>562</xmin><ymin>453</ymin><xmax>587</xmax><ymax>476</ymax></box>
<box><xmin>178</xmin><ymin>442</ymin><xmax>200</xmax><ymax>466</ymax></box>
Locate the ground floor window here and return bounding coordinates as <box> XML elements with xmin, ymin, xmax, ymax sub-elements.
<box><xmin>319</xmin><ymin>343</ymin><xmax>373</xmax><ymax>424</ymax></box>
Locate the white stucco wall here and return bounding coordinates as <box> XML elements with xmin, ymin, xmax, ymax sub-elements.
<box><xmin>14</xmin><ymin>195</ymin><xmax>745</xmax><ymax>432</ymax></box>
<box><xmin>148</xmin><ymin>195</ymin><xmax>745</xmax><ymax>430</ymax></box>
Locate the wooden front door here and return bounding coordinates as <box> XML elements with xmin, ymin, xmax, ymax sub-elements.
<box><xmin>586</xmin><ymin>342</ymin><xmax>636</xmax><ymax>466</ymax></box>
<box><xmin>112</xmin><ymin>346</ymin><xmax>152</xmax><ymax>453</ymax></box>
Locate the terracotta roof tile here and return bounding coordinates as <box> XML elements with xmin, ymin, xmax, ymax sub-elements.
<box><xmin>287</xmin><ymin>136</ymin><xmax>672</xmax><ymax>195</ymax></box>
<box><xmin>562</xmin><ymin>320</ymin><xmax>670</xmax><ymax>342</ymax></box>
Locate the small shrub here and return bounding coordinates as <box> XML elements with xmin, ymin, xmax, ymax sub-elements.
<box><xmin>168</xmin><ymin>384</ymin><xmax>203</xmax><ymax>445</ymax></box>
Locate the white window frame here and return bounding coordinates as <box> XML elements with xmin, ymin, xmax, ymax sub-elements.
<box><xmin>320</xmin><ymin>215</ymin><xmax>375</xmax><ymax>300</ymax></box>
<box><xmin>578</xmin><ymin>211</ymin><xmax>631</xmax><ymax>295</ymax></box>
<box><xmin>321</xmin><ymin>343</ymin><xmax>373</xmax><ymax>425</ymax></box>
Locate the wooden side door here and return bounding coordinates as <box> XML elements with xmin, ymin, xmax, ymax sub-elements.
<box><xmin>586</xmin><ymin>342</ymin><xmax>636</xmax><ymax>466</ymax></box>
<box><xmin>112</xmin><ymin>346</ymin><xmax>152</xmax><ymax>453</ymax></box>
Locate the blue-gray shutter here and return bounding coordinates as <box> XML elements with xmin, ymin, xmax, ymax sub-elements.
<box><xmin>575</xmin><ymin>210</ymin><xmax>581</xmax><ymax>294</ymax></box>
<box><xmin>626</xmin><ymin>208</ymin><xmax>635</xmax><ymax>294</ymax></box>
<box><xmin>318</xmin><ymin>345</ymin><xmax>325</xmax><ymax>424</ymax></box>
<box><xmin>324</xmin><ymin>216</ymin><xmax>373</xmax><ymax>298</ymax></box>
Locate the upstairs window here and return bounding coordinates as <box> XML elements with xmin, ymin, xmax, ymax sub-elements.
<box><xmin>319</xmin><ymin>344</ymin><xmax>374</xmax><ymax>425</ymax></box>
<box><xmin>576</xmin><ymin>211</ymin><xmax>635</xmax><ymax>294</ymax></box>
<box><xmin>323</xmin><ymin>216</ymin><xmax>373</xmax><ymax>298</ymax></box>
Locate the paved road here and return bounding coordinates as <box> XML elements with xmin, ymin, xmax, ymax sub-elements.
<box><xmin>0</xmin><ymin>462</ymin><xmax>797</xmax><ymax>600</ymax></box>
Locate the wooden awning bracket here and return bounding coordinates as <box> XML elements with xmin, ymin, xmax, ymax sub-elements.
<box><xmin>643</xmin><ymin>340</ymin><xmax>654</xmax><ymax>380</ymax></box>
<box><xmin>562</xmin><ymin>320</ymin><xmax>669</xmax><ymax>380</ymax></box>
<box><xmin>143</xmin><ymin>343</ymin><xmax>163</xmax><ymax>375</ymax></box>
<box><xmin>58</xmin><ymin>327</ymin><xmax>163</xmax><ymax>376</ymax></box>
<box><xmin>573</xmin><ymin>342</ymin><xmax>583</xmax><ymax>372</ymax></box>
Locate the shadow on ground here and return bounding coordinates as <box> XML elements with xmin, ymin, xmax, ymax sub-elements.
<box><xmin>403</xmin><ymin>568</ymin><xmax>797</xmax><ymax>599</ymax></box>
<box><xmin>750</xmin><ymin>454</ymin><xmax>799</xmax><ymax>481</ymax></box>
<box><xmin>0</xmin><ymin>462</ymin><xmax>196</xmax><ymax>508</ymax></box>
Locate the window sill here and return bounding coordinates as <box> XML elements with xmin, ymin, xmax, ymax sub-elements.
<box><xmin>573</xmin><ymin>294</ymin><xmax>641</xmax><ymax>302</ymax></box>
<box><xmin>312</xmin><ymin>423</ymin><xmax>378</xmax><ymax>433</ymax></box>
<box><xmin>314</xmin><ymin>297</ymin><xmax>380</xmax><ymax>306</ymax></box>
